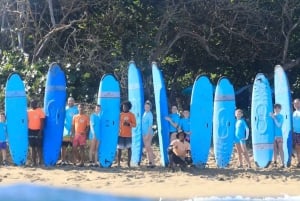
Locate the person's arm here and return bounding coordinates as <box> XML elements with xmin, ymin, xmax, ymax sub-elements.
<box><xmin>147</xmin><ymin>113</ymin><xmax>153</xmax><ymax>134</ymax></box>
<box><xmin>245</xmin><ymin>121</ymin><xmax>250</xmax><ymax>140</ymax></box>
<box><xmin>39</xmin><ymin>109</ymin><xmax>45</xmax><ymax>137</ymax></box>
<box><xmin>165</xmin><ymin>115</ymin><xmax>179</xmax><ymax>129</ymax></box>
<box><xmin>85</xmin><ymin>116</ymin><xmax>90</xmax><ymax>136</ymax></box>
<box><xmin>71</xmin><ymin>116</ymin><xmax>75</xmax><ymax>136</ymax></box>
<box><xmin>271</xmin><ymin>113</ymin><xmax>283</xmax><ymax>128</ymax></box>
<box><xmin>130</xmin><ymin>113</ymin><xmax>137</xmax><ymax>128</ymax></box>
<box><xmin>90</xmin><ymin>115</ymin><xmax>95</xmax><ymax>138</ymax></box>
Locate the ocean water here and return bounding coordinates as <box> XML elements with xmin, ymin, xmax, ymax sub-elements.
<box><xmin>184</xmin><ymin>195</ymin><xmax>300</xmax><ymax>201</ymax></box>
<box><xmin>0</xmin><ymin>184</ymin><xmax>299</xmax><ymax>201</ymax></box>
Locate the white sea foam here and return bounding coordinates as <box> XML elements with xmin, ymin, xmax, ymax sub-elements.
<box><xmin>183</xmin><ymin>195</ymin><xmax>300</xmax><ymax>201</ymax></box>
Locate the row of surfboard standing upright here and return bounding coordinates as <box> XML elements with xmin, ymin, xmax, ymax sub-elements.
<box><xmin>150</xmin><ymin>63</ymin><xmax>292</xmax><ymax>169</ymax></box>
<box><xmin>5</xmin><ymin>62</ymin><xmax>291</xmax><ymax>168</ymax></box>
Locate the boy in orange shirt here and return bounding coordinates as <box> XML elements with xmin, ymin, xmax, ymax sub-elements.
<box><xmin>71</xmin><ymin>103</ymin><xmax>90</xmax><ymax>167</ymax></box>
<box><xmin>28</xmin><ymin>100</ymin><xmax>45</xmax><ymax>166</ymax></box>
<box><xmin>117</xmin><ymin>101</ymin><xmax>136</xmax><ymax>167</ymax></box>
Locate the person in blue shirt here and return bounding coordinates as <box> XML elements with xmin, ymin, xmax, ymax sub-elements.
<box><xmin>178</xmin><ymin>109</ymin><xmax>191</xmax><ymax>142</ymax></box>
<box><xmin>293</xmin><ymin>98</ymin><xmax>300</xmax><ymax>168</ymax></box>
<box><xmin>59</xmin><ymin>97</ymin><xmax>79</xmax><ymax>165</ymax></box>
<box><xmin>88</xmin><ymin>104</ymin><xmax>102</xmax><ymax>167</ymax></box>
<box><xmin>165</xmin><ymin>105</ymin><xmax>180</xmax><ymax>142</ymax></box>
<box><xmin>271</xmin><ymin>104</ymin><xmax>284</xmax><ymax>168</ymax></box>
<box><xmin>142</xmin><ymin>100</ymin><xmax>155</xmax><ymax>168</ymax></box>
<box><xmin>0</xmin><ymin>112</ymin><xmax>8</xmax><ymax>166</ymax></box>
<box><xmin>234</xmin><ymin>109</ymin><xmax>251</xmax><ymax>168</ymax></box>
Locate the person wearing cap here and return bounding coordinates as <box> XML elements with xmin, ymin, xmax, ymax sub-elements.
<box><xmin>168</xmin><ymin>130</ymin><xmax>192</xmax><ymax>171</ymax></box>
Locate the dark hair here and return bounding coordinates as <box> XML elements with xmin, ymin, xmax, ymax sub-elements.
<box><xmin>30</xmin><ymin>100</ymin><xmax>38</xmax><ymax>108</ymax></box>
<box><xmin>274</xmin><ymin>104</ymin><xmax>281</xmax><ymax>109</ymax></box>
<box><xmin>78</xmin><ymin>103</ymin><xmax>85</xmax><ymax>107</ymax></box>
<box><xmin>176</xmin><ymin>130</ymin><xmax>187</xmax><ymax>139</ymax></box>
<box><xmin>121</xmin><ymin>100</ymin><xmax>132</xmax><ymax>110</ymax></box>
<box><xmin>145</xmin><ymin>100</ymin><xmax>152</xmax><ymax>108</ymax></box>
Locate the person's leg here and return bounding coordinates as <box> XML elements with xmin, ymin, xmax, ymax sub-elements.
<box><xmin>168</xmin><ymin>150</ymin><xmax>175</xmax><ymax>170</ymax></box>
<box><xmin>117</xmin><ymin>149</ymin><xmax>122</xmax><ymax>167</ymax></box>
<box><xmin>235</xmin><ymin>143</ymin><xmax>243</xmax><ymax>167</ymax></box>
<box><xmin>147</xmin><ymin>134</ymin><xmax>155</xmax><ymax>165</ymax></box>
<box><xmin>37</xmin><ymin>146</ymin><xmax>43</xmax><ymax>165</ymax></box>
<box><xmin>127</xmin><ymin>148</ymin><xmax>132</xmax><ymax>167</ymax></box>
<box><xmin>79</xmin><ymin>145</ymin><xmax>85</xmax><ymax>165</ymax></box>
<box><xmin>143</xmin><ymin>134</ymin><xmax>153</xmax><ymax>165</ymax></box>
<box><xmin>95</xmin><ymin>140</ymin><xmax>100</xmax><ymax>165</ymax></box>
<box><xmin>72</xmin><ymin>137</ymin><xmax>80</xmax><ymax>164</ymax></box>
<box><xmin>32</xmin><ymin>146</ymin><xmax>37</xmax><ymax>166</ymax></box>
<box><xmin>241</xmin><ymin>144</ymin><xmax>251</xmax><ymax>167</ymax></box>
<box><xmin>273</xmin><ymin>139</ymin><xmax>278</xmax><ymax>165</ymax></box>
<box><xmin>89</xmin><ymin>139</ymin><xmax>96</xmax><ymax>163</ymax></box>
<box><xmin>61</xmin><ymin>144</ymin><xmax>67</xmax><ymax>162</ymax></box>
<box><xmin>1</xmin><ymin>149</ymin><xmax>6</xmax><ymax>164</ymax></box>
<box><xmin>277</xmin><ymin>139</ymin><xmax>284</xmax><ymax>167</ymax></box>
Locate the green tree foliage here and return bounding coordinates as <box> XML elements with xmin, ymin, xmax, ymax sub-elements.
<box><xmin>0</xmin><ymin>0</ymin><xmax>300</xmax><ymax>109</ymax></box>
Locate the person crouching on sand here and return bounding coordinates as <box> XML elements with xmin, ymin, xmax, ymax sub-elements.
<box><xmin>168</xmin><ymin>130</ymin><xmax>192</xmax><ymax>171</ymax></box>
<box><xmin>234</xmin><ymin>109</ymin><xmax>251</xmax><ymax>169</ymax></box>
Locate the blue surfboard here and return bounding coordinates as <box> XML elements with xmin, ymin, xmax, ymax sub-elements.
<box><xmin>213</xmin><ymin>77</ymin><xmax>235</xmax><ymax>168</ymax></box>
<box><xmin>5</xmin><ymin>73</ymin><xmax>28</xmax><ymax>166</ymax></box>
<box><xmin>43</xmin><ymin>63</ymin><xmax>67</xmax><ymax>166</ymax></box>
<box><xmin>128</xmin><ymin>61</ymin><xmax>144</xmax><ymax>166</ymax></box>
<box><xmin>98</xmin><ymin>74</ymin><xmax>120</xmax><ymax>168</ymax></box>
<box><xmin>251</xmin><ymin>73</ymin><xmax>274</xmax><ymax>168</ymax></box>
<box><xmin>152</xmin><ymin>62</ymin><xmax>169</xmax><ymax>167</ymax></box>
<box><xmin>190</xmin><ymin>75</ymin><xmax>213</xmax><ymax>167</ymax></box>
<box><xmin>274</xmin><ymin>65</ymin><xmax>292</xmax><ymax>167</ymax></box>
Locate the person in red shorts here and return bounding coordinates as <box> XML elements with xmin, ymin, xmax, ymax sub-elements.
<box><xmin>27</xmin><ymin>99</ymin><xmax>45</xmax><ymax>166</ymax></box>
<box><xmin>71</xmin><ymin>103</ymin><xmax>90</xmax><ymax>167</ymax></box>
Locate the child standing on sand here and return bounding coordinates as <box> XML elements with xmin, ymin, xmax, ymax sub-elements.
<box><xmin>234</xmin><ymin>109</ymin><xmax>251</xmax><ymax>168</ymax></box>
<box><xmin>271</xmin><ymin>104</ymin><xmax>285</xmax><ymax>168</ymax></box>
<box><xmin>0</xmin><ymin>112</ymin><xmax>8</xmax><ymax>166</ymax></box>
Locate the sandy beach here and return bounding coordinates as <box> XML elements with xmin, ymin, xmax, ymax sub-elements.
<box><xmin>0</xmin><ymin>147</ymin><xmax>300</xmax><ymax>200</ymax></box>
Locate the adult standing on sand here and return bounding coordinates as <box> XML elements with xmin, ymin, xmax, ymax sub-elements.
<box><xmin>292</xmin><ymin>98</ymin><xmax>300</xmax><ymax>167</ymax></box>
<box><xmin>59</xmin><ymin>97</ymin><xmax>78</xmax><ymax>165</ymax></box>
<box><xmin>142</xmin><ymin>100</ymin><xmax>155</xmax><ymax>168</ymax></box>
<box><xmin>27</xmin><ymin>99</ymin><xmax>45</xmax><ymax>166</ymax></box>
<box><xmin>88</xmin><ymin>104</ymin><xmax>102</xmax><ymax>167</ymax></box>
<box><xmin>71</xmin><ymin>103</ymin><xmax>90</xmax><ymax>167</ymax></box>
<box><xmin>117</xmin><ymin>100</ymin><xmax>136</xmax><ymax>167</ymax></box>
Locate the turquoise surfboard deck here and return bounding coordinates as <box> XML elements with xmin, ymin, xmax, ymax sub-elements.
<box><xmin>190</xmin><ymin>75</ymin><xmax>213</xmax><ymax>167</ymax></box>
<box><xmin>152</xmin><ymin>62</ymin><xmax>169</xmax><ymax>167</ymax></box>
<box><xmin>128</xmin><ymin>61</ymin><xmax>144</xmax><ymax>166</ymax></box>
<box><xmin>5</xmin><ymin>73</ymin><xmax>28</xmax><ymax>166</ymax></box>
<box><xmin>251</xmin><ymin>73</ymin><xmax>274</xmax><ymax>168</ymax></box>
<box><xmin>98</xmin><ymin>74</ymin><xmax>120</xmax><ymax>168</ymax></box>
<box><xmin>43</xmin><ymin>63</ymin><xmax>67</xmax><ymax>166</ymax></box>
<box><xmin>274</xmin><ymin>65</ymin><xmax>292</xmax><ymax>167</ymax></box>
<box><xmin>213</xmin><ymin>77</ymin><xmax>235</xmax><ymax>168</ymax></box>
